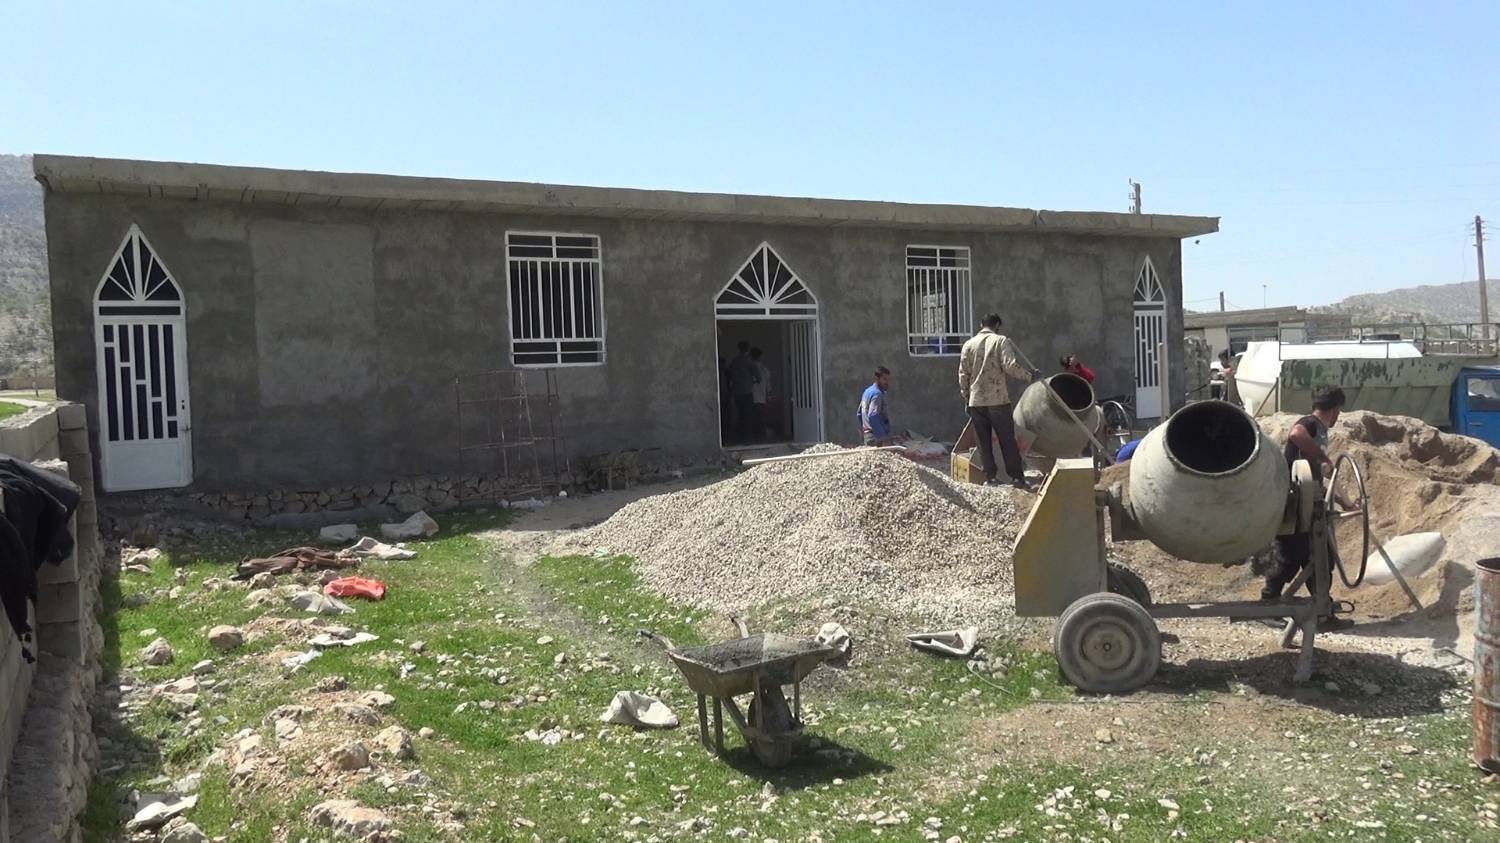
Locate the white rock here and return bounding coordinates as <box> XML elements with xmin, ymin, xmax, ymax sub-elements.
<box><xmin>309</xmin><ymin>800</ymin><xmax>391</xmax><ymax>839</ymax></box>
<box><xmin>140</xmin><ymin>637</ymin><xmax>175</xmax><ymax>666</ymax></box>
<box><xmin>380</xmin><ymin>511</ymin><xmax>439</xmax><ymax>540</ymax></box>
<box><xmin>329</xmin><ymin>741</ymin><xmax>371</xmax><ymax>771</ymax></box>
<box><xmin>126</xmin><ymin>793</ymin><xmax>197</xmax><ymax>832</ymax></box>
<box><xmin>418</xmin><ymin>727</ymin><xmax>435</xmax><ymax>739</ymax></box>
<box><xmin>160</xmin><ymin>819</ymin><xmax>207</xmax><ymax>843</ymax></box>
<box><xmin>319</xmin><ymin>523</ymin><xmax>360</xmax><ymax>544</ymax></box>
<box><xmin>191</xmin><ymin>659</ymin><xmax>215</xmax><ymax>676</ymax></box>
<box><xmin>207</xmin><ymin>625</ymin><xmax>244</xmax><ymax>651</ymax></box>
<box><xmin>359</xmin><ymin>690</ymin><xmax>396</xmax><ymax>710</ymax></box>
<box><xmin>335</xmin><ymin>704</ymin><xmax>380</xmax><ymax>726</ymax></box>
<box><xmin>376</xmin><ymin>726</ymin><xmax>415</xmax><ymax>760</ymax></box>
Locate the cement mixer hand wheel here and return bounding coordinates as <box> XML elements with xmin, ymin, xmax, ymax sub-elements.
<box><xmin>1053</xmin><ymin>592</ymin><xmax>1161</xmax><ymax>694</ymax></box>
<box><xmin>1327</xmin><ymin>453</ymin><xmax>1371</xmax><ymax>588</ymax></box>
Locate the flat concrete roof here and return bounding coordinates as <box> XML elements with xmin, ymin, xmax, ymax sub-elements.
<box><xmin>33</xmin><ymin>155</ymin><xmax>1220</xmax><ymax>239</ymax></box>
<box><xmin>1184</xmin><ymin>306</ymin><xmax>1352</xmax><ymax>329</ymax></box>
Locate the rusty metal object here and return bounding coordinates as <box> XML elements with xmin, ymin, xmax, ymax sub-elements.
<box><xmin>1475</xmin><ymin>557</ymin><xmax>1500</xmax><ymax>773</ymax></box>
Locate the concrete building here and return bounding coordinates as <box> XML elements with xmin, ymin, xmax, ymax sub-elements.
<box><xmin>1184</xmin><ymin>306</ymin><xmax>1352</xmax><ymax>359</ymax></box>
<box><xmin>35</xmin><ymin>155</ymin><xmax>1217</xmax><ymax>501</ymax></box>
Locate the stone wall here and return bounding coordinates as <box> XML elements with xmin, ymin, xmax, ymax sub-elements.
<box><xmin>0</xmin><ymin>403</ymin><xmax>104</xmax><ymax>843</ymax></box>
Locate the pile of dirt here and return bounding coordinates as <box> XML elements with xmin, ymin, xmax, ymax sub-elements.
<box><xmin>567</xmin><ymin>449</ymin><xmax>1024</xmax><ymax>624</ymax></box>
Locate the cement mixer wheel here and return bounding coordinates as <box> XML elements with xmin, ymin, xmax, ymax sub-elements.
<box><xmin>1053</xmin><ymin>592</ymin><xmax>1161</xmax><ymax>694</ymax></box>
<box><xmin>1106</xmin><ymin>563</ymin><xmax>1152</xmax><ymax>606</ymax></box>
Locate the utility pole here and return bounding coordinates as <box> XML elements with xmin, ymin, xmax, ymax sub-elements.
<box><xmin>1262</xmin><ymin>284</ymin><xmax>1267</xmax><ymax>309</ymax></box>
<box><xmin>1128</xmin><ymin>180</ymin><xmax>1142</xmax><ymax>214</ymax></box>
<box><xmin>1219</xmin><ymin>291</ymin><xmax>1225</xmax><ymax>312</ymax></box>
<box><xmin>1477</xmin><ymin>216</ymin><xmax>1490</xmax><ymax>338</ymax></box>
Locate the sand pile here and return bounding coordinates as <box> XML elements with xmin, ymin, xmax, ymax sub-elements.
<box><xmin>569</xmin><ymin>449</ymin><xmax>1023</xmax><ymax>623</ymax></box>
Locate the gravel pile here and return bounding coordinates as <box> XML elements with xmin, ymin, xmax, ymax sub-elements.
<box><xmin>569</xmin><ymin>449</ymin><xmax>1024</xmax><ymax>623</ymax></box>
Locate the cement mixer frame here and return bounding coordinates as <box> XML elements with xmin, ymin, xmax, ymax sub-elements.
<box><xmin>1013</xmin><ymin>401</ymin><xmax>1368</xmax><ymax>693</ymax></box>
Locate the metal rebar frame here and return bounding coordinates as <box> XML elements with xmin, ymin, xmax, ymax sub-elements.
<box><xmin>454</xmin><ymin>369</ymin><xmax>561</xmax><ymax>504</ymax></box>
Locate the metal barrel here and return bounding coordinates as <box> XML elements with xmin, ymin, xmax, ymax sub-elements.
<box><xmin>1477</xmin><ymin>557</ymin><xmax>1500</xmax><ymax>773</ymax></box>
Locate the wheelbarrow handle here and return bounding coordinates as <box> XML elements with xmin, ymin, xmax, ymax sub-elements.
<box><xmin>728</xmin><ymin>614</ymin><xmax>751</xmax><ymax>638</ymax></box>
<box><xmin>637</xmin><ymin>629</ymin><xmax>676</xmax><ymax>651</ymax></box>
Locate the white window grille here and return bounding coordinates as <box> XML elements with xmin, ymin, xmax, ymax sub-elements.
<box><xmin>506</xmin><ymin>232</ymin><xmax>605</xmax><ymax>367</ymax></box>
<box><xmin>906</xmin><ymin>245</ymin><xmax>972</xmax><ymax>356</ymax></box>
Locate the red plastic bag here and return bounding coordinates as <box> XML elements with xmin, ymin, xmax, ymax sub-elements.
<box><xmin>324</xmin><ymin>576</ymin><xmax>387</xmax><ymax>601</ymax></box>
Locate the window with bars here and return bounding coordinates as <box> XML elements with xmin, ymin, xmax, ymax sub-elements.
<box><xmin>905</xmin><ymin>245</ymin><xmax>972</xmax><ymax>356</ymax></box>
<box><xmin>506</xmin><ymin>232</ymin><xmax>605</xmax><ymax>366</ymax></box>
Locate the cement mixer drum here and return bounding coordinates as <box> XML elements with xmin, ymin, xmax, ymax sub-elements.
<box><xmin>1126</xmin><ymin>400</ymin><xmax>1289</xmax><ymax>565</ymax></box>
<box><xmin>1015</xmin><ymin>373</ymin><xmax>1103</xmax><ymax>458</ymax></box>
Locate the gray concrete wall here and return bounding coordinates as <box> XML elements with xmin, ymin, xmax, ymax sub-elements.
<box><xmin>44</xmin><ymin>192</ymin><xmax>1184</xmax><ymax>491</ymax></box>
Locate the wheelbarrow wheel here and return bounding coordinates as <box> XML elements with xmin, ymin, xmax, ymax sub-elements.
<box><xmin>746</xmin><ymin>686</ymin><xmax>795</xmax><ymax>768</ymax></box>
<box><xmin>1053</xmin><ymin>592</ymin><xmax>1160</xmax><ymax>694</ymax></box>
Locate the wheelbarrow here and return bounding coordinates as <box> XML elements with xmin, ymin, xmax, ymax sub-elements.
<box><xmin>640</xmin><ymin>618</ymin><xmax>839</xmax><ymax>767</ymax></box>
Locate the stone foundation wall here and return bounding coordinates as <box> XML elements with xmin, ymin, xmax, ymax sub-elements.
<box><xmin>1</xmin><ymin>404</ymin><xmax>105</xmax><ymax>843</ymax></box>
<box><xmin>112</xmin><ymin>452</ymin><xmax>732</xmax><ymax>525</ymax></box>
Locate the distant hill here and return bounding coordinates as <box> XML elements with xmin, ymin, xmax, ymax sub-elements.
<box><xmin>0</xmin><ymin>153</ymin><xmax>52</xmax><ymax>378</ymax></box>
<box><xmin>1315</xmin><ymin>279</ymin><xmax>1499</xmax><ymax>325</ymax></box>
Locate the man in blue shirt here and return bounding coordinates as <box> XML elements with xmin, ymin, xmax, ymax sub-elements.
<box><xmin>858</xmin><ymin>367</ymin><xmax>894</xmax><ymax>445</ymax></box>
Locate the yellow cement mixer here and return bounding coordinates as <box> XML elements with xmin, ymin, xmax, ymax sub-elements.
<box><xmin>1013</xmin><ymin>400</ymin><xmax>1370</xmax><ymax>693</ymax></box>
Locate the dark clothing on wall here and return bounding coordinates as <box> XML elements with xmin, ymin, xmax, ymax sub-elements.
<box><xmin>967</xmin><ymin>404</ymin><xmax>1025</xmax><ymax>482</ymax></box>
<box><xmin>0</xmin><ymin>456</ymin><xmax>82</xmax><ymax>662</ymax></box>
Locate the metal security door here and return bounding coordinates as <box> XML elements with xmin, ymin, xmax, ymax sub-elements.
<box><xmin>94</xmin><ymin>227</ymin><xmax>193</xmax><ymax>491</ymax></box>
<box><xmin>1133</xmin><ymin>257</ymin><xmax>1166</xmax><ymax>419</ymax></box>
<box><xmin>787</xmin><ymin>320</ymin><xmax>823</xmax><ymax>443</ymax></box>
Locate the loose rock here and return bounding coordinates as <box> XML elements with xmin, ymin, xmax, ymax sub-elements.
<box><xmin>140</xmin><ymin>637</ymin><xmax>175</xmax><ymax>666</ymax></box>
<box><xmin>207</xmin><ymin>625</ymin><xmax>245</xmax><ymax>652</ymax></box>
<box><xmin>309</xmin><ymin>800</ymin><xmax>391</xmax><ymax>840</ymax></box>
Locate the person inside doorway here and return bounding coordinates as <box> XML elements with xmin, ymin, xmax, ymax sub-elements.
<box><xmin>959</xmin><ymin>313</ymin><xmax>1041</xmax><ymax>490</ymax></box>
<box><xmin>857</xmin><ymin>367</ymin><xmax>895</xmax><ymax>445</ymax></box>
<box><xmin>1210</xmin><ymin>350</ymin><xmax>1233</xmax><ymax>400</ymax></box>
<box><xmin>1059</xmin><ymin>354</ymin><xmax>1095</xmax><ymax>384</ymax></box>
<box><xmin>1259</xmin><ymin>386</ymin><xmax>1357</xmax><ymax>631</ymax></box>
<box><xmin>750</xmin><ymin>347</ymin><xmax>771</xmax><ymax>442</ymax></box>
<box><xmin>727</xmin><ymin>341</ymin><xmax>759</xmax><ymax>443</ymax></box>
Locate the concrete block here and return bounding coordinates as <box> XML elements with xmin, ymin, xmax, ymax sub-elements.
<box><xmin>55</xmin><ymin>403</ymin><xmax>87</xmax><ymax>431</ymax></box>
<box><xmin>37</xmin><ymin>621</ymin><xmax>83</xmax><ymax>663</ymax></box>
<box><xmin>35</xmin><ymin>554</ymin><xmax>79</xmax><ymax>587</ymax></box>
<box><xmin>59</xmin><ymin>428</ymin><xmax>89</xmax><ymax>450</ymax></box>
<box><xmin>33</xmin><ymin>459</ymin><xmax>70</xmax><ymax>480</ymax></box>
<box><xmin>34</xmin><ymin>582</ymin><xmax>81</xmax><ymax>625</ymax></box>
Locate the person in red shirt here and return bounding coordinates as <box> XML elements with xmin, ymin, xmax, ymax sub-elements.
<box><xmin>1059</xmin><ymin>354</ymin><xmax>1095</xmax><ymax>383</ymax></box>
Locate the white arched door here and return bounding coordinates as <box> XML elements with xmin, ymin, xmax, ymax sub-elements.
<box><xmin>93</xmin><ymin>226</ymin><xmax>193</xmax><ymax>491</ymax></box>
<box><xmin>714</xmin><ymin>244</ymin><xmax>822</xmax><ymax>444</ymax></box>
<box><xmin>1133</xmin><ymin>256</ymin><xmax>1166</xmax><ymax>419</ymax></box>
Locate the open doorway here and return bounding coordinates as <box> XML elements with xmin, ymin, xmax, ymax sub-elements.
<box><xmin>714</xmin><ymin>244</ymin><xmax>822</xmax><ymax>448</ymax></box>
<box><xmin>716</xmin><ymin>321</ymin><xmax>821</xmax><ymax>445</ymax></box>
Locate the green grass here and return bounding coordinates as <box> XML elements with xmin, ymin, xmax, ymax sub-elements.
<box><xmin>0</xmin><ymin>401</ymin><xmax>28</xmax><ymax>421</ymax></box>
<box><xmin>85</xmin><ymin>515</ymin><xmax>1495</xmax><ymax>842</ymax></box>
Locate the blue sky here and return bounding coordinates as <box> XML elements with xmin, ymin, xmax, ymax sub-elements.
<box><xmin>3</xmin><ymin>1</ymin><xmax>1495</xmax><ymax>308</ymax></box>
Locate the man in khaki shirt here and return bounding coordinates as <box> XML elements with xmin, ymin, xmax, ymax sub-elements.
<box><xmin>959</xmin><ymin>313</ymin><xmax>1040</xmax><ymax>489</ymax></box>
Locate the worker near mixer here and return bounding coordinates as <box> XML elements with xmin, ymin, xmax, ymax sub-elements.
<box><xmin>1260</xmin><ymin>385</ymin><xmax>1359</xmax><ymax>629</ymax></box>
<box><xmin>959</xmin><ymin>313</ymin><xmax>1042</xmax><ymax>490</ymax></box>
